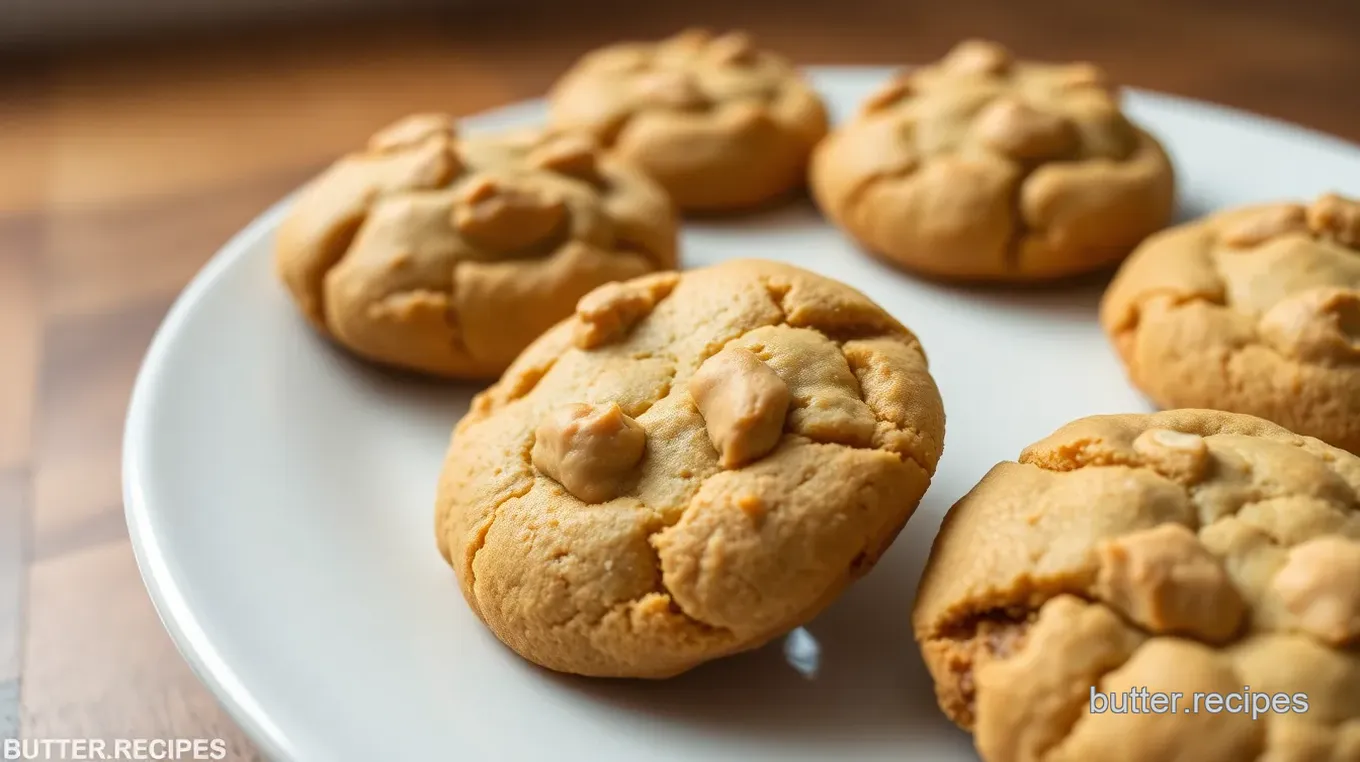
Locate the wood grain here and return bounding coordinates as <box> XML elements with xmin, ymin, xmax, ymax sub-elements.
<box><xmin>32</xmin><ymin>301</ymin><xmax>172</xmax><ymax>565</ymax></box>
<box><xmin>43</xmin><ymin>170</ymin><xmax>316</xmax><ymax>319</ymax></box>
<box><xmin>21</xmin><ymin>540</ymin><xmax>260</xmax><ymax>758</ymax></box>
<box><xmin>0</xmin><ymin>211</ymin><xmax>39</xmax><ymax>741</ymax></box>
<box><xmin>1</xmin><ymin>0</ymin><xmax>1357</xmax><ymax>755</ymax></box>
<box><xmin>0</xmin><ymin>235</ymin><xmax>41</xmax><ymax>472</ymax></box>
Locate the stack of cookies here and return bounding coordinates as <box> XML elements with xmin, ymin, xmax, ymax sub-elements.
<box><xmin>273</xmin><ymin>30</ymin><xmax>1359</xmax><ymax>761</ymax></box>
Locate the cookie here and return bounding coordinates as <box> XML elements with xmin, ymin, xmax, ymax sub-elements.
<box><xmin>435</xmin><ymin>259</ymin><xmax>945</xmax><ymax>677</ymax></box>
<box><xmin>1102</xmin><ymin>193</ymin><xmax>1360</xmax><ymax>454</ymax></box>
<box><xmin>810</xmin><ymin>39</ymin><xmax>1175</xmax><ymax>282</ymax></box>
<box><xmin>914</xmin><ymin>410</ymin><xmax>1360</xmax><ymax>762</ymax></box>
<box><xmin>275</xmin><ymin>113</ymin><xmax>677</xmax><ymax>378</ymax></box>
<box><xmin>546</xmin><ymin>29</ymin><xmax>829</xmax><ymax>213</ymax></box>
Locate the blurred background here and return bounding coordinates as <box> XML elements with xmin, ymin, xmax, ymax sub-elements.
<box><xmin>1</xmin><ymin>0</ymin><xmax>1357</xmax><ymax>757</ymax></box>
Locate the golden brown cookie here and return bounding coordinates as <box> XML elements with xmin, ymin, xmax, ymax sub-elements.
<box><xmin>436</xmin><ymin>259</ymin><xmax>945</xmax><ymax>677</ymax></box>
<box><xmin>546</xmin><ymin>29</ymin><xmax>829</xmax><ymax>213</ymax></box>
<box><xmin>810</xmin><ymin>40</ymin><xmax>1175</xmax><ymax>282</ymax></box>
<box><xmin>1102</xmin><ymin>193</ymin><xmax>1360</xmax><ymax>454</ymax></box>
<box><xmin>914</xmin><ymin>410</ymin><xmax>1360</xmax><ymax>762</ymax></box>
<box><xmin>275</xmin><ymin>113</ymin><xmax>677</xmax><ymax>378</ymax></box>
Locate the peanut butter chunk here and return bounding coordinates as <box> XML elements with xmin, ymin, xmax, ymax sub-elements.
<box><xmin>688</xmin><ymin>346</ymin><xmax>791</xmax><ymax>468</ymax></box>
<box><xmin>1272</xmin><ymin>536</ymin><xmax>1360</xmax><ymax>646</ymax></box>
<box><xmin>1306</xmin><ymin>193</ymin><xmax>1360</xmax><ymax>248</ymax></box>
<box><xmin>1219</xmin><ymin>204</ymin><xmax>1308</xmax><ymax>248</ymax></box>
<box><xmin>972</xmin><ymin>98</ymin><xmax>1077</xmax><ymax>161</ymax></box>
<box><xmin>453</xmin><ymin>181</ymin><xmax>567</xmax><ymax>253</ymax></box>
<box><xmin>1094</xmin><ymin>523</ymin><xmax>1245</xmax><ymax>643</ymax></box>
<box><xmin>943</xmin><ymin>39</ymin><xmax>1012</xmax><ymax>75</ymax></box>
<box><xmin>368</xmin><ymin>112</ymin><xmax>458</xmax><ymax>153</ymax></box>
<box><xmin>573</xmin><ymin>272</ymin><xmax>680</xmax><ymax>349</ymax></box>
<box><xmin>1132</xmin><ymin>428</ymin><xmax>1211</xmax><ymax>485</ymax></box>
<box><xmin>1259</xmin><ymin>287</ymin><xmax>1360</xmax><ymax>364</ymax></box>
<box><xmin>531</xmin><ymin>402</ymin><xmax>646</xmax><ymax>503</ymax></box>
<box><xmin>527</xmin><ymin>133</ymin><xmax>601</xmax><ymax>181</ymax></box>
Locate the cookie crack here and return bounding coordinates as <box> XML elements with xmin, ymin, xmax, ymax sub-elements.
<box><xmin>1114</xmin><ymin>273</ymin><xmax>1228</xmax><ymax>343</ymax></box>
<box><xmin>596</xmin><ymin>88</ymin><xmax>721</xmax><ymax>149</ymax></box>
<box><xmin>651</xmin><ymin>556</ymin><xmax>734</xmax><ymax>635</ymax></box>
<box><xmin>761</xmin><ymin>285</ymin><xmax>907</xmax><ymax>346</ymax></box>
<box><xmin>1021</xmin><ymin>439</ymin><xmax>1148</xmax><ymax>473</ymax></box>
<box><xmin>1021</xmin><ymin>444</ymin><xmax>1216</xmax><ymax>501</ymax></box>
<box><xmin>546</xmin><ymin>583</ymin><xmax>734</xmax><ymax>642</ymax></box>
<box><xmin>612</xmin><ymin>234</ymin><xmax>669</xmax><ymax>271</ymax></box>
<box><xmin>929</xmin><ymin>579</ymin><xmax>1227</xmax><ymax>651</ymax></box>
<box><xmin>698</xmin><ymin>320</ymin><xmax>934</xmax><ymax>472</ymax></box>
<box><xmin>925</xmin><ymin>606</ymin><xmax>1036</xmax><ymax>730</ymax></box>
<box><xmin>636</xmin><ymin>459</ymin><xmax>832</xmax><ymax>639</ymax></box>
<box><xmin>928</xmin><ymin>581</ymin><xmax>1084</xmax><ymax>645</ymax></box>
<box><xmin>1036</xmin><ymin>641</ymin><xmax>1145</xmax><ymax>762</ymax></box>
<box><xmin>1023</xmin><ymin>419</ymin><xmax>1357</xmax><ymax>509</ymax></box>
<box><xmin>532</xmin><ymin>461</ymin><xmax>739</xmax><ymax>641</ymax></box>
<box><xmin>1002</xmin><ymin>169</ymin><xmax>1034</xmax><ymax>273</ymax></box>
<box><xmin>862</xmin><ymin>409</ymin><xmax>935</xmax><ymax>472</ymax></box>
<box><xmin>481</xmin><ymin>355</ymin><xmax>561</xmax><ymax>416</ymax></box>
<box><xmin>423</xmin><ymin>263</ymin><xmax>469</xmax><ymax>360</ymax></box>
<box><xmin>991</xmin><ymin>100</ymin><xmax>1090</xmax><ymax>275</ymax></box>
<box><xmin>631</xmin><ymin>368</ymin><xmax>676</xmax><ymax>420</ymax></box>
<box><xmin>465</xmin><ymin>434</ymin><xmax>537</xmax><ymax>604</ymax></box>
<box><xmin>762</xmin><ymin>277</ymin><xmax>790</xmax><ymax>324</ymax></box>
<box><xmin>545</xmin><ymin>499</ymin><xmax>738</xmax><ymax>640</ymax></box>
<box><xmin>839</xmin><ymin>165</ymin><xmax>918</xmax><ymax>227</ymax></box>
<box><xmin>840</xmin><ymin>341</ymin><xmax>942</xmax><ymax>472</ymax></box>
<box><xmin>693</xmin><ymin>279</ymin><xmax>906</xmax><ymax>372</ymax></box>
<box><xmin>464</xmin><ymin>479</ymin><xmax>534</xmax><ymax>608</ymax></box>
<box><xmin>546</xmin><ymin>598</ymin><xmax>633</xmax><ymax>635</ymax></box>
<box><xmin>590</xmin><ymin>107</ymin><xmax>640</xmax><ymax>149</ymax></box>
<box><xmin>928</xmin><ymin>596</ymin><xmax>1154</xmax><ymax>742</ymax></box>
<box><xmin>813</xmin><ymin>322</ymin><xmax>908</xmax><ymax>346</ymax></box>
<box><xmin>636</xmin><ymin>467</ymin><xmax>749</xmax><ymax>635</ymax></box>
<box><xmin>765</xmin><ymin>276</ymin><xmax>914</xmax><ymax>344</ymax></box>
<box><xmin>445</xmin><ymin>300</ymin><xmax>471</xmax><ymax>360</ymax></box>
<box><xmin>311</xmin><ymin>214</ymin><xmax>367</xmax><ymax>331</ymax></box>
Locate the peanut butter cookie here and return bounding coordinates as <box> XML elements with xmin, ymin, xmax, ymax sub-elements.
<box><xmin>275</xmin><ymin>113</ymin><xmax>677</xmax><ymax>378</ymax></box>
<box><xmin>915</xmin><ymin>410</ymin><xmax>1360</xmax><ymax>762</ymax></box>
<box><xmin>547</xmin><ymin>29</ymin><xmax>829</xmax><ymax>213</ymax></box>
<box><xmin>810</xmin><ymin>40</ymin><xmax>1175</xmax><ymax>282</ymax></box>
<box><xmin>436</xmin><ymin>259</ymin><xmax>945</xmax><ymax>677</ymax></box>
<box><xmin>1102</xmin><ymin>193</ymin><xmax>1360</xmax><ymax>454</ymax></box>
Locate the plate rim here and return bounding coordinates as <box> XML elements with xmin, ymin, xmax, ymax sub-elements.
<box><xmin>120</xmin><ymin>65</ymin><xmax>1360</xmax><ymax>762</ymax></box>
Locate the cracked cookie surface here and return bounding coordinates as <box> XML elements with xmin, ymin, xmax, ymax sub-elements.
<box><xmin>436</xmin><ymin>259</ymin><xmax>945</xmax><ymax>677</ymax></box>
<box><xmin>1101</xmin><ymin>194</ymin><xmax>1360</xmax><ymax>454</ymax></box>
<box><xmin>546</xmin><ymin>29</ymin><xmax>829</xmax><ymax>212</ymax></box>
<box><xmin>913</xmin><ymin>409</ymin><xmax>1360</xmax><ymax>762</ymax></box>
<box><xmin>275</xmin><ymin>113</ymin><xmax>677</xmax><ymax>378</ymax></box>
<box><xmin>810</xmin><ymin>39</ymin><xmax>1175</xmax><ymax>282</ymax></box>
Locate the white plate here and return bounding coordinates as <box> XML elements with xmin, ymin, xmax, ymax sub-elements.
<box><xmin>124</xmin><ymin>67</ymin><xmax>1360</xmax><ymax>762</ymax></box>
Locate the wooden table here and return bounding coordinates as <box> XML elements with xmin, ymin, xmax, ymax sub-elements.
<box><xmin>2</xmin><ymin>0</ymin><xmax>1357</xmax><ymax>756</ymax></box>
